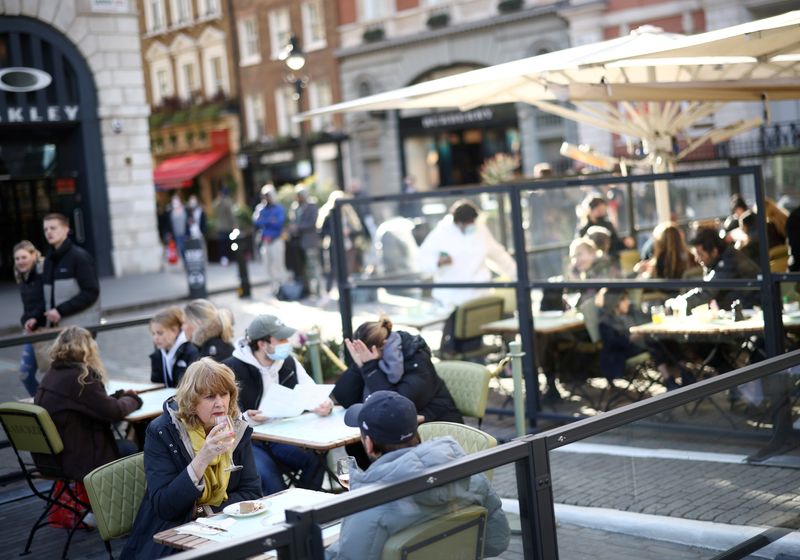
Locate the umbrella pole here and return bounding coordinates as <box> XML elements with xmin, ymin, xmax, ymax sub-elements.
<box><xmin>653</xmin><ymin>156</ymin><xmax>671</xmax><ymax>224</ymax></box>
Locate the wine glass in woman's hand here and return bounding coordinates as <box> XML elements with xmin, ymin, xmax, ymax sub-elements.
<box><xmin>213</xmin><ymin>415</ymin><xmax>243</xmax><ymax>472</ymax></box>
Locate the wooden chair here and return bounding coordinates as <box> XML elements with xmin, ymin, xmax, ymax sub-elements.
<box><xmin>381</xmin><ymin>505</ymin><xmax>488</xmax><ymax>560</ymax></box>
<box><xmin>84</xmin><ymin>453</ymin><xmax>147</xmax><ymax>559</ymax></box>
<box><xmin>439</xmin><ymin>296</ymin><xmax>504</xmax><ymax>362</ymax></box>
<box><xmin>0</xmin><ymin>402</ymin><xmax>91</xmax><ymax>559</ymax></box>
<box><xmin>434</xmin><ymin>361</ymin><xmax>492</xmax><ymax>427</ymax></box>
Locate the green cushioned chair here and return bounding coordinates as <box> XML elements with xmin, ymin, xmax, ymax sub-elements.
<box><xmin>434</xmin><ymin>361</ymin><xmax>491</xmax><ymax>427</ymax></box>
<box><xmin>382</xmin><ymin>505</ymin><xmax>487</xmax><ymax>560</ymax></box>
<box><xmin>84</xmin><ymin>452</ymin><xmax>147</xmax><ymax>559</ymax></box>
<box><xmin>0</xmin><ymin>402</ymin><xmax>90</xmax><ymax>559</ymax></box>
<box><xmin>440</xmin><ymin>296</ymin><xmax>504</xmax><ymax>361</ymax></box>
<box><xmin>418</xmin><ymin>422</ymin><xmax>497</xmax><ymax>480</ymax></box>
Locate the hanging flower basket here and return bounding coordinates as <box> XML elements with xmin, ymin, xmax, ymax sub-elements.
<box><xmin>426</xmin><ymin>13</ymin><xmax>450</xmax><ymax>29</ymax></box>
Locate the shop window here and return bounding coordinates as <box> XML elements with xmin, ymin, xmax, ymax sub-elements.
<box><xmin>268</xmin><ymin>8</ymin><xmax>292</xmax><ymax>59</ymax></box>
<box><xmin>238</xmin><ymin>17</ymin><xmax>261</xmax><ymax>65</ymax></box>
<box><xmin>185</xmin><ymin>131</ymin><xmax>195</xmax><ymax>146</ymax></box>
<box><xmin>169</xmin><ymin>134</ymin><xmax>178</xmax><ymax>150</ymax></box>
<box><xmin>301</xmin><ymin>0</ymin><xmax>326</xmax><ymax>51</ymax></box>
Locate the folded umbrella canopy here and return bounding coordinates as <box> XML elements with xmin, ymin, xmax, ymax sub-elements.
<box><xmin>297</xmin><ymin>11</ymin><xmax>800</xmax><ymax>220</ymax></box>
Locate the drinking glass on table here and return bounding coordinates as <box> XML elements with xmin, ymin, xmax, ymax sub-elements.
<box><xmin>214</xmin><ymin>415</ymin><xmax>243</xmax><ymax>472</ymax></box>
<box><xmin>650</xmin><ymin>305</ymin><xmax>666</xmax><ymax>324</ymax></box>
<box><xmin>336</xmin><ymin>456</ymin><xmax>357</xmax><ymax>489</ymax></box>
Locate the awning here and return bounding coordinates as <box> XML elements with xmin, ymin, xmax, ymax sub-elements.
<box><xmin>153</xmin><ymin>150</ymin><xmax>227</xmax><ymax>190</ymax></box>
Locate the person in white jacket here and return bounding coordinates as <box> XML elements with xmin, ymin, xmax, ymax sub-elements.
<box><xmin>417</xmin><ymin>199</ymin><xmax>516</xmax><ymax>308</ymax></box>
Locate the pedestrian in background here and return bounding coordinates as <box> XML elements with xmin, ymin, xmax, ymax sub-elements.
<box><xmin>289</xmin><ymin>185</ymin><xmax>324</xmax><ymax>299</ymax></box>
<box><xmin>13</xmin><ymin>240</ymin><xmax>45</xmax><ymax>396</ymax></box>
<box><xmin>169</xmin><ymin>194</ymin><xmax>188</xmax><ymax>261</ymax></box>
<box><xmin>253</xmin><ymin>184</ymin><xmax>288</xmax><ymax>295</ymax></box>
<box><xmin>42</xmin><ymin>213</ymin><xmax>100</xmax><ymax>329</ymax></box>
<box><xmin>186</xmin><ymin>194</ymin><xmax>207</xmax><ymax>241</ymax></box>
<box><xmin>212</xmin><ymin>188</ymin><xmax>236</xmax><ymax>266</ymax></box>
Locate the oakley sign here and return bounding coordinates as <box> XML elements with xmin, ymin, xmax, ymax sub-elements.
<box><xmin>0</xmin><ymin>67</ymin><xmax>52</xmax><ymax>92</ymax></box>
<box><xmin>0</xmin><ymin>67</ymin><xmax>79</xmax><ymax>124</ymax></box>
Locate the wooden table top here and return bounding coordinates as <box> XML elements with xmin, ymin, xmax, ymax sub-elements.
<box><xmin>250</xmin><ymin>408</ymin><xmax>361</xmax><ymax>451</ymax></box>
<box><xmin>481</xmin><ymin>311</ymin><xmax>585</xmax><ymax>336</ymax></box>
<box><xmin>153</xmin><ymin>488</ymin><xmax>335</xmax><ymax>551</ymax></box>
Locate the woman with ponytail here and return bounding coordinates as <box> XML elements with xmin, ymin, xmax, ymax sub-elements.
<box><xmin>183</xmin><ymin>299</ymin><xmax>235</xmax><ymax>361</ymax></box>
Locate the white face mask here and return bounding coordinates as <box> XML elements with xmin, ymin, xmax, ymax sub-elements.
<box><xmin>267</xmin><ymin>342</ymin><xmax>292</xmax><ymax>361</ymax></box>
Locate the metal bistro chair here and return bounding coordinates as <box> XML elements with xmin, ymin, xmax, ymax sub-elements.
<box><xmin>382</xmin><ymin>505</ymin><xmax>488</xmax><ymax>560</ymax></box>
<box><xmin>418</xmin><ymin>421</ymin><xmax>497</xmax><ymax>480</ymax></box>
<box><xmin>434</xmin><ymin>361</ymin><xmax>492</xmax><ymax>427</ymax></box>
<box><xmin>439</xmin><ymin>296</ymin><xmax>505</xmax><ymax>362</ymax></box>
<box><xmin>83</xmin><ymin>453</ymin><xmax>147</xmax><ymax>559</ymax></box>
<box><xmin>0</xmin><ymin>402</ymin><xmax>91</xmax><ymax>559</ymax></box>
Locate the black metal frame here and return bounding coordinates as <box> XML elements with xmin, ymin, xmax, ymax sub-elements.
<box><xmin>331</xmin><ymin>166</ymin><xmax>799</xmax><ymax>427</ymax></box>
<box><xmin>0</xmin><ymin>407</ymin><xmax>91</xmax><ymax>558</ymax></box>
<box><xmin>165</xmin><ymin>350</ymin><xmax>800</xmax><ymax>560</ymax></box>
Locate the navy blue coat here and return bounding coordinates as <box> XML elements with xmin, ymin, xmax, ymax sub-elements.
<box><xmin>121</xmin><ymin>400</ymin><xmax>261</xmax><ymax>559</ymax></box>
<box><xmin>332</xmin><ymin>331</ymin><xmax>462</xmax><ymax>424</ymax></box>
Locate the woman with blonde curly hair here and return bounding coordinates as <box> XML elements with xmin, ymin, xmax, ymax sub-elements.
<box><xmin>122</xmin><ymin>358</ymin><xmax>260</xmax><ymax>559</ymax></box>
<box><xmin>34</xmin><ymin>326</ymin><xmax>142</xmax><ymax>481</ymax></box>
<box><xmin>183</xmin><ymin>299</ymin><xmax>235</xmax><ymax>361</ymax></box>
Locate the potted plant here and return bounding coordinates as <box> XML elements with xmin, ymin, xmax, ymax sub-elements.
<box><xmin>362</xmin><ymin>27</ymin><xmax>385</xmax><ymax>43</ymax></box>
<box><xmin>426</xmin><ymin>12</ymin><xmax>450</xmax><ymax>29</ymax></box>
<box><xmin>498</xmin><ymin>0</ymin><xmax>523</xmax><ymax>14</ymax></box>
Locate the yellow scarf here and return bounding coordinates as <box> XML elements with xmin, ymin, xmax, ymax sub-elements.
<box><xmin>185</xmin><ymin>421</ymin><xmax>232</xmax><ymax>507</ymax></box>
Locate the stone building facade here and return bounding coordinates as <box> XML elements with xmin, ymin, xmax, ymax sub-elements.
<box><xmin>0</xmin><ymin>0</ymin><xmax>160</xmax><ymax>277</ymax></box>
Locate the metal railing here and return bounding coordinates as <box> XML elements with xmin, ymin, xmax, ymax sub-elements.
<box><xmin>330</xmin><ymin>166</ymin><xmax>799</xmax><ymax>428</ymax></box>
<box><xmin>168</xmin><ymin>348</ymin><xmax>800</xmax><ymax>560</ymax></box>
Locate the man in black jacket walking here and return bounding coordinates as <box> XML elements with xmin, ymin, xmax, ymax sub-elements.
<box><xmin>42</xmin><ymin>213</ymin><xmax>100</xmax><ymax>327</ymax></box>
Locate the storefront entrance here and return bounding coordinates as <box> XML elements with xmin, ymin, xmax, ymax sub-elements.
<box><xmin>0</xmin><ymin>17</ymin><xmax>113</xmax><ymax>280</ymax></box>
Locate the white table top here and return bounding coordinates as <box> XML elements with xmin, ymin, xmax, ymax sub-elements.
<box><xmin>392</xmin><ymin>309</ymin><xmax>452</xmax><ymax>330</ymax></box>
<box><xmin>107</xmin><ymin>379</ymin><xmax>163</xmax><ymax>394</ymax></box>
<box><xmin>481</xmin><ymin>311</ymin><xmax>585</xmax><ymax>335</ymax></box>
<box><xmin>250</xmin><ymin>407</ymin><xmax>361</xmax><ymax>451</ymax></box>
<box><xmin>125</xmin><ymin>387</ymin><xmax>177</xmax><ymax>422</ymax></box>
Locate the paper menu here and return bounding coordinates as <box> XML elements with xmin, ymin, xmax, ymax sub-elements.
<box><xmin>259</xmin><ymin>383</ymin><xmax>334</xmax><ymax>418</ymax></box>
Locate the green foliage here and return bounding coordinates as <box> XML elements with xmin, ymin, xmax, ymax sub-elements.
<box><xmin>480</xmin><ymin>153</ymin><xmax>520</xmax><ymax>185</ymax></box>
<box><xmin>296</xmin><ymin>336</ymin><xmax>345</xmax><ymax>383</ymax></box>
<box><xmin>363</xmin><ymin>27</ymin><xmax>385</xmax><ymax>43</ymax></box>
<box><xmin>498</xmin><ymin>0</ymin><xmax>523</xmax><ymax>13</ymax></box>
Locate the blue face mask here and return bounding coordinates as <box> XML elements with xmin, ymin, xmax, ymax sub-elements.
<box><xmin>268</xmin><ymin>342</ymin><xmax>292</xmax><ymax>361</ymax></box>
<box><xmin>463</xmin><ymin>224</ymin><xmax>477</xmax><ymax>235</ymax></box>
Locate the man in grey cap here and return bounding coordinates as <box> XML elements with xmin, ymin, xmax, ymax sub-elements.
<box><xmin>327</xmin><ymin>391</ymin><xmax>510</xmax><ymax>560</ymax></box>
<box><xmin>223</xmin><ymin>314</ymin><xmax>332</xmax><ymax>495</ymax></box>
<box><xmin>253</xmin><ymin>184</ymin><xmax>288</xmax><ymax>296</ymax></box>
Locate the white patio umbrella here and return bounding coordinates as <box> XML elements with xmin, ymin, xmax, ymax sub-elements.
<box><xmin>297</xmin><ymin>11</ymin><xmax>800</xmax><ymax>221</ymax></box>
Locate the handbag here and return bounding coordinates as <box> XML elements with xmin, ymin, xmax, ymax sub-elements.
<box><xmin>167</xmin><ymin>238</ymin><xmax>179</xmax><ymax>264</ymax></box>
<box><xmin>48</xmin><ymin>481</ymin><xmax>90</xmax><ymax>529</ymax></box>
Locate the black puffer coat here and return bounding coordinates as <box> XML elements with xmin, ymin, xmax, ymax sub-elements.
<box><xmin>332</xmin><ymin>331</ymin><xmax>462</xmax><ymax>423</ymax></box>
<box><xmin>18</xmin><ymin>263</ymin><xmax>45</xmax><ymax>328</ymax></box>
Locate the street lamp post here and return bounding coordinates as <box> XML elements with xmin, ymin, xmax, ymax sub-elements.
<box><xmin>279</xmin><ymin>34</ymin><xmax>311</xmax><ymax>179</ymax></box>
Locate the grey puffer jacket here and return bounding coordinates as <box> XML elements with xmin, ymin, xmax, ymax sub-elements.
<box><xmin>326</xmin><ymin>437</ymin><xmax>510</xmax><ymax>560</ymax></box>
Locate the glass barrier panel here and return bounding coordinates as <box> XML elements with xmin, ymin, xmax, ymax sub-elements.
<box><xmin>340</xmin><ymin>191</ymin><xmax>516</xmax><ymax>295</ymax></box>
<box><xmin>526</xmin><ymin>286</ymin><xmax>766</xmax><ymax>414</ymax></box>
<box><xmin>550</xmin><ymin>365</ymin><xmax>800</xmax><ymax>559</ymax></box>
<box><xmin>318</xmin><ymin>456</ymin><xmax>527</xmax><ymax>560</ymax></box>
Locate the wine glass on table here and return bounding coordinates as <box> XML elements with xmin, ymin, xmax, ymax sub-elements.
<box><xmin>336</xmin><ymin>456</ymin><xmax>357</xmax><ymax>490</ymax></box>
<box><xmin>214</xmin><ymin>415</ymin><xmax>243</xmax><ymax>472</ymax></box>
